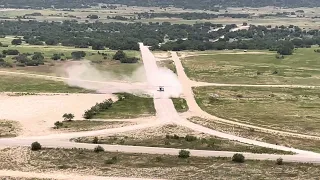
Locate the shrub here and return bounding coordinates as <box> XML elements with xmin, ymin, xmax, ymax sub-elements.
<box><xmin>54</xmin><ymin>121</ymin><xmax>63</xmax><ymax>129</ymax></box>
<box><xmin>105</xmin><ymin>156</ymin><xmax>118</xmax><ymax>164</ymax></box>
<box><xmin>178</xmin><ymin>150</ymin><xmax>190</xmax><ymax>158</ymax></box>
<box><xmin>173</xmin><ymin>134</ymin><xmax>180</xmax><ymax>139</ymax></box>
<box><xmin>232</xmin><ymin>153</ymin><xmax>245</xmax><ymax>163</ymax></box>
<box><xmin>155</xmin><ymin>156</ymin><xmax>163</xmax><ymax>162</ymax></box>
<box><xmin>185</xmin><ymin>135</ymin><xmax>197</xmax><ymax>142</ymax></box>
<box><xmin>31</xmin><ymin>141</ymin><xmax>42</xmax><ymax>151</ymax></box>
<box><xmin>94</xmin><ymin>145</ymin><xmax>105</xmax><ymax>153</ymax></box>
<box><xmin>276</xmin><ymin>157</ymin><xmax>283</xmax><ymax>165</ymax></box>
<box><xmin>92</xmin><ymin>137</ymin><xmax>99</xmax><ymax>144</ymax></box>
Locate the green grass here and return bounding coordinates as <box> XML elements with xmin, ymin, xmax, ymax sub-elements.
<box><xmin>75</xmin><ymin>134</ymin><xmax>292</xmax><ymax>154</ymax></box>
<box><xmin>0</xmin><ymin>120</ymin><xmax>20</xmax><ymax>137</ymax></box>
<box><xmin>193</xmin><ymin>86</ymin><xmax>320</xmax><ymax>136</ymax></box>
<box><xmin>1</xmin><ymin>147</ymin><xmax>320</xmax><ymax>179</ymax></box>
<box><xmin>172</xmin><ymin>98</ymin><xmax>188</xmax><ymax>112</ymax></box>
<box><xmin>190</xmin><ymin>117</ymin><xmax>320</xmax><ymax>153</ymax></box>
<box><xmin>183</xmin><ymin>48</ymin><xmax>320</xmax><ymax>85</ymax></box>
<box><xmin>0</xmin><ymin>75</ymin><xmax>91</xmax><ymax>93</ymax></box>
<box><xmin>157</xmin><ymin>60</ymin><xmax>177</xmax><ymax>73</ymax></box>
<box><xmin>54</xmin><ymin>120</ymin><xmax>129</xmax><ymax>132</ymax></box>
<box><xmin>94</xmin><ymin>93</ymin><xmax>155</xmax><ymax>119</ymax></box>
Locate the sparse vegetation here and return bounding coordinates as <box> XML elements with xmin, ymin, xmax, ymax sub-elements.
<box><xmin>172</xmin><ymin>98</ymin><xmax>189</xmax><ymax>112</ymax></box>
<box><xmin>0</xmin><ymin>120</ymin><xmax>20</xmax><ymax>137</ymax></box>
<box><xmin>74</xmin><ymin>132</ymin><xmax>292</xmax><ymax>154</ymax></box>
<box><xmin>1</xmin><ymin>147</ymin><xmax>320</xmax><ymax>179</ymax></box>
<box><xmin>193</xmin><ymin>86</ymin><xmax>320</xmax><ymax>136</ymax></box>
<box><xmin>83</xmin><ymin>99</ymin><xmax>114</xmax><ymax>119</ymax></box>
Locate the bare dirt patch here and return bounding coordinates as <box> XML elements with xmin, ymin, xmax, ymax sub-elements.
<box><xmin>0</xmin><ymin>93</ymin><xmax>115</xmax><ymax>136</ymax></box>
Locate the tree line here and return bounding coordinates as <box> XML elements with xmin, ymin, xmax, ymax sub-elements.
<box><xmin>136</xmin><ymin>12</ymin><xmax>250</xmax><ymax>20</ymax></box>
<box><xmin>1</xmin><ymin>21</ymin><xmax>320</xmax><ymax>54</ymax></box>
<box><xmin>1</xmin><ymin>0</ymin><xmax>320</xmax><ymax>10</ymax></box>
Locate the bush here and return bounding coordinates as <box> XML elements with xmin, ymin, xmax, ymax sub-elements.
<box><xmin>94</xmin><ymin>145</ymin><xmax>105</xmax><ymax>153</ymax></box>
<box><xmin>105</xmin><ymin>156</ymin><xmax>118</xmax><ymax>164</ymax></box>
<box><xmin>232</xmin><ymin>153</ymin><xmax>245</xmax><ymax>163</ymax></box>
<box><xmin>11</xmin><ymin>38</ymin><xmax>22</xmax><ymax>45</ymax></box>
<box><xmin>3</xmin><ymin>49</ymin><xmax>19</xmax><ymax>55</ymax></box>
<box><xmin>71</xmin><ymin>51</ymin><xmax>86</xmax><ymax>60</ymax></box>
<box><xmin>178</xmin><ymin>150</ymin><xmax>190</xmax><ymax>158</ymax></box>
<box><xmin>31</xmin><ymin>141</ymin><xmax>42</xmax><ymax>151</ymax></box>
<box><xmin>54</xmin><ymin>121</ymin><xmax>63</xmax><ymax>129</ymax></box>
<box><xmin>113</xmin><ymin>50</ymin><xmax>126</xmax><ymax>60</ymax></box>
<box><xmin>276</xmin><ymin>157</ymin><xmax>283</xmax><ymax>165</ymax></box>
<box><xmin>92</xmin><ymin>137</ymin><xmax>99</xmax><ymax>144</ymax></box>
<box><xmin>185</xmin><ymin>135</ymin><xmax>197</xmax><ymax>142</ymax></box>
<box><xmin>120</xmin><ymin>57</ymin><xmax>139</xmax><ymax>63</ymax></box>
<box><xmin>155</xmin><ymin>156</ymin><xmax>163</xmax><ymax>162</ymax></box>
<box><xmin>83</xmin><ymin>99</ymin><xmax>113</xmax><ymax>119</ymax></box>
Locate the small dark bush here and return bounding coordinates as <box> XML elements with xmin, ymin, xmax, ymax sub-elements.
<box><xmin>178</xmin><ymin>150</ymin><xmax>190</xmax><ymax>158</ymax></box>
<box><xmin>232</xmin><ymin>153</ymin><xmax>245</xmax><ymax>163</ymax></box>
<box><xmin>155</xmin><ymin>156</ymin><xmax>163</xmax><ymax>162</ymax></box>
<box><xmin>185</xmin><ymin>135</ymin><xmax>197</xmax><ymax>142</ymax></box>
<box><xmin>276</xmin><ymin>157</ymin><xmax>283</xmax><ymax>165</ymax></box>
<box><xmin>92</xmin><ymin>137</ymin><xmax>99</xmax><ymax>144</ymax></box>
<box><xmin>94</xmin><ymin>145</ymin><xmax>105</xmax><ymax>153</ymax></box>
<box><xmin>31</xmin><ymin>141</ymin><xmax>42</xmax><ymax>151</ymax></box>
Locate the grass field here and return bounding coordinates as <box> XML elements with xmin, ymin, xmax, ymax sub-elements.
<box><xmin>157</xmin><ymin>60</ymin><xmax>177</xmax><ymax>74</ymax></box>
<box><xmin>193</xmin><ymin>86</ymin><xmax>320</xmax><ymax>136</ymax></box>
<box><xmin>94</xmin><ymin>93</ymin><xmax>155</xmax><ymax>119</ymax></box>
<box><xmin>190</xmin><ymin>117</ymin><xmax>320</xmax><ymax>153</ymax></box>
<box><xmin>1</xmin><ymin>147</ymin><xmax>320</xmax><ymax>179</ymax></box>
<box><xmin>0</xmin><ymin>75</ymin><xmax>91</xmax><ymax>93</ymax></box>
<box><xmin>183</xmin><ymin>48</ymin><xmax>320</xmax><ymax>85</ymax></box>
<box><xmin>0</xmin><ymin>120</ymin><xmax>20</xmax><ymax>137</ymax></box>
<box><xmin>172</xmin><ymin>98</ymin><xmax>189</xmax><ymax>112</ymax></box>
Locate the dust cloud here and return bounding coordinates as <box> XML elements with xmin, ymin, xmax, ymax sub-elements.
<box><xmin>59</xmin><ymin>60</ymin><xmax>182</xmax><ymax>98</ymax></box>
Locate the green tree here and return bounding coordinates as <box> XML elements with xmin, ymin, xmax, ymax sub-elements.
<box><xmin>113</xmin><ymin>50</ymin><xmax>126</xmax><ymax>60</ymax></box>
<box><xmin>11</xmin><ymin>39</ymin><xmax>22</xmax><ymax>45</ymax></box>
<box><xmin>71</xmin><ymin>51</ymin><xmax>86</xmax><ymax>60</ymax></box>
<box><xmin>62</xmin><ymin>113</ymin><xmax>75</xmax><ymax>121</ymax></box>
<box><xmin>51</xmin><ymin>53</ymin><xmax>62</xmax><ymax>60</ymax></box>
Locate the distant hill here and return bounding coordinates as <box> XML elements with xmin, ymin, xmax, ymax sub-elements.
<box><xmin>1</xmin><ymin>0</ymin><xmax>320</xmax><ymax>9</ymax></box>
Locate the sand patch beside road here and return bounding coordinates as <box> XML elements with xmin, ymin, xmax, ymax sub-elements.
<box><xmin>0</xmin><ymin>93</ymin><xmax>116</xmax><ymax>137</ymax></box>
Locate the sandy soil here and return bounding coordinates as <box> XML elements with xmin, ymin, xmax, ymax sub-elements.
<box><xmin>0</xmin><ymin>93</ymin><xmax>116</xmax><ymax>136</ymax></box>
<box><xmin>94</xmin><ymin>124</ymin><xmax>209</xmax><ymax>140</ymax></box>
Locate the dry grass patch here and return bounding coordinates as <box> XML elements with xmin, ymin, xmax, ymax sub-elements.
<box><xmin>74</xmin><ymin>124</ymin><xmax>291</xmax><ymax>154</ymax></box>
<box><xmin>190</xmin><ymin>117</ymin><xmax>320</xmax><ymax>153</ymax></box>
<box><xmin>194</xmin><ymin>86</ymin><xmax>320</xmax><ymax>136</ymax></box>
<box><xmin>0</xmin><ymin>147</ymin><xmax>319</xmax><ymax>179</ymax></box>
<box><xmin>0</xmin><ymin>120</ymin><xmax>21</xmax><ymax>137</ymax></box>
<box><xmin>183</xmin><ymin>48</ymin><xmax>320</xmax><ymax>85</ymax></box>
<box><xmin>53</xmin><ymin>120</ymin><xmax>135</xmax><ymax>132</ymax></box>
